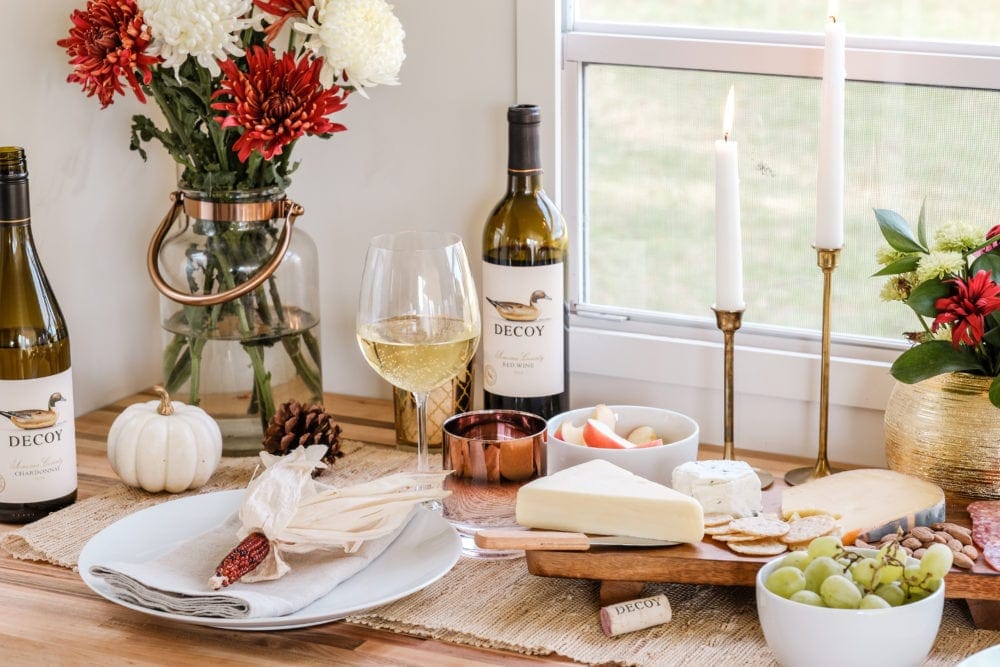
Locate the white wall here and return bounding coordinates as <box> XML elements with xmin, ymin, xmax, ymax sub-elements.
<box><xmin>0</xmin><ymin>1</ymin><xmax>517</xmax><ymax>413</ymax></box>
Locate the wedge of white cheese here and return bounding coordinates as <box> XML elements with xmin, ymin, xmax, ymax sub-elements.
<box><xmin>515</xmin><ymin>459</ymin><xmax>705</xmax><ymax>543</ymax></box>
<box><xmin>781</xmin><ymin>468</ymin><xmax>945</xmax><ymax>543</ymax></box>
<box><xmin>671</xmin><ymin>460</ymin><xmax>762</xmax><ymax>518</ymax></box>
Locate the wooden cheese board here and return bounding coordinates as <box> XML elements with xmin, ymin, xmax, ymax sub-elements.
<box><xmin>523</xmin><ymin>470</ymin><xmax>1000</xmax><ymax>628</ymax></box>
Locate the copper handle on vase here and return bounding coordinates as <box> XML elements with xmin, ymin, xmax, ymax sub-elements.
<box><xmin>146</xmin><ymin>191</ymin><xmax>304</xmax><ymax>307</ymax></box>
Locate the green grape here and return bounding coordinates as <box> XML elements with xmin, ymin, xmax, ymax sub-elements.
<box><xmin>807</xmin><ymin>535</ymin><xmax>842</xmax><ymax>560</ymax></box>
<box><xmin>789</xmin><ymin>589</ymin><xmax>825</xmax><ymax>606</ymax></box>
<box><xmin>820</xmin><ymin>574</ymin><xmax>863</xmax><ymax>609</ymax></box>
<box><xmin>903</xmin><ymin>564</ymin><xmax>923</xmax><ymax>584</ymax></box>
<box><xmin>918</xmin><ymin>543</ymin><xmax>954</xmax><ymax>580</ymax></box>
<box><xmin>780</xmin><ymin>550</ymin><xmax>812</xmax><ymax>571</ymax></box>
<box><xmin>877</xmin><ymin>560</ymin><xmax>904</xmax><ymax>585</ymax></box>
<box><xmin>874</xmin><ymin>582</ymin><xmax>906</xmax><ymax>607</ymax></box>
<box><xmin>765</xmin><ymin>566</ymin><xmax>807</xmax><ymax>598</ymax></box>
<box><xmin>804</xmin><ymin>556</ymin><xmax>844</xmax><ymax>593</ymax></box>
<box><xmin>850</xmin><ymin>557</ymin><xmax>880</xmax><ymax>591</ymax></box>
<box><xmin>906</xmin><ymin>587</ymin><xmax>931</xmax><ymax>603</ymax></box>
<box><xmin>859</xmin><ymin>593</ymin><xmax>891</xmax><ymax>609</ymax></box>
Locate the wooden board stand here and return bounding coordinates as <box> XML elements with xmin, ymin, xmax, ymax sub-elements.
<box><xmin>524</xmin><ymin>476</ymin><xmax>1000</xmax><ymax>627</ymax></box>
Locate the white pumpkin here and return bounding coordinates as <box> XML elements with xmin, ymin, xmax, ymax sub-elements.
<box><xmin>107</xmin><ymin>387</ymin><xmax>223</xmax><ymax>493</ymax></box>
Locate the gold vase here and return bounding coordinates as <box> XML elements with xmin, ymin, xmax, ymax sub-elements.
<box><xmin>884</xmin><ymin>372</ymin><xmax>1000</xmax><ymax>500</ymax></box>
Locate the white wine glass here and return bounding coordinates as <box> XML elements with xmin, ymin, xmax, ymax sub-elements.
<box><xmin>356</xmin><ymin>231</ymin><xmax>480</xmax><ymax>476</ymax></box>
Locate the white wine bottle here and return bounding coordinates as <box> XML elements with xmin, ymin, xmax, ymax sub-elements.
<box><xmin>482</xmin><ymin>105</ymin><xmax>569</xmax><ymax>419</ymax></box>
<box><xmin>0</xmin><ymin>147</ymin><xmax>76</xmax><ymax>523</ymax></box>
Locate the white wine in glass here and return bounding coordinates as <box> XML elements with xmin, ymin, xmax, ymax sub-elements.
<box><xmin>356</xmin><ymin>231</ymin><xmax>480</xmax><ymax>476</ymax></box>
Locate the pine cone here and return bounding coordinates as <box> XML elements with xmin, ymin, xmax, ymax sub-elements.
<box><xmin>262</xmin><ymin>400</ymin><xmax>343</xmax><ymax>473</ymax></box>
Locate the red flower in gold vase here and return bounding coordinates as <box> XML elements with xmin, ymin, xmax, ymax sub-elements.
<box><xmin>933</xmin><ymin>270</ymin><xmax>1000</xmax><ymax>347</ymax></box>
<box><xmin>212</xmin><ymin>46</ymin><xmax>348</xmax><ymax>163</ymax></box>
<box><xmin>255</xmin><ymin>0</ymin><xmax>316</xmax><ymax>43</ymax></box>
<box><xmin>57</xmin><ymin>0</ymin><xmax>158</xmax><ymax>108</ymax></box>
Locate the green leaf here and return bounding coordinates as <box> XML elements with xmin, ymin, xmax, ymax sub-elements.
<box><xmin>916</xmin><ymin>199</ymin><xmax>928</xmax><ymax>250</ymax></box>
<box><xmin>905</xmin><ymin>277</ymin><xmax>951</xmax><ymax>318</ymax></box>
<box><xmin>971</xmin><ymin>252</ymin><xmax>1000</xmax><ymax>281</ymax></box>
<box><xmin>990</xmin><ymin>376</ymin><xmax>1000</xmax><ymax>409</ymax></box>
<box><xmin>890</xmin><ymin>341</ymin><xmax>984</xmax><ymax>383</ymax></box>
<box><xmin>874</xmin><ymin>208</ymin><xmax>928</xmax><ymax>254</ymax></box>
<box><xmin>872</xmin><ymin>254</ymin><xmax>920</xmax><ymax>277</ymax></box>
<box><xmin>983</xmin><ymin>321</ymin><xmax>1000</xmax><ymax>348</ymax></box>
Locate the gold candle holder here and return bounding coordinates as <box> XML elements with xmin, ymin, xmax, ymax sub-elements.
<box><xmin>785</xmin><ymin>247</ymin><xmax>843</xmax><ymax>486</ymax></box>
<box><xmin>713</xmin><ymin>307</ymin><xmax>774</xmax><ymax>490</ymax></box>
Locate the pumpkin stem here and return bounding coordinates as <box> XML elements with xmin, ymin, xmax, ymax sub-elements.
<box><xmin>153</xmin><ymin>385</ymin><xmax>175</xmax><ymax>416</ymax></box>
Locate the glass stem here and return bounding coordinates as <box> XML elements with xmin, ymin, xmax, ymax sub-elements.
<box><xmin>414</xmin><ymin>390</ymin><xmax>430</xmax><ymax>473</ymax></box>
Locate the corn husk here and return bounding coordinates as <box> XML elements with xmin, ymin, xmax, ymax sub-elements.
<box><xmin>236</xmin><ymin>445</ymin><xmax>449</xmax><ymax>582</ymax></box>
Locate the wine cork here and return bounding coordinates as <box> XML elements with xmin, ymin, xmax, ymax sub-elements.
<box><xmin>599</xmin><ymin>594</ymin><xmax>672</xmax><ymax>637</ymax></box>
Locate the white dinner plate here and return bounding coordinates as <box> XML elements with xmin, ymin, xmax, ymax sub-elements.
<box><xmin>957</xmin><ymin>644</ymin><xmax>1000</xmax><ymax>667</ymax></box>
<box><xmin>78</xmin><ymin>489</ymin><xmax>461</xmax><ymax>630</ymax></box>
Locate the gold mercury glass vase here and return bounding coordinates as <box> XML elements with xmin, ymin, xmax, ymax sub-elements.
<box><xmin>394</xmin><ymin>362</ymin><xmax>474</xmax><ymax>450</ymax></box>
<box><xmin>884</xmin><ymin>372</ymin><xmax>1000</xmax><ymax>501</ymax></box>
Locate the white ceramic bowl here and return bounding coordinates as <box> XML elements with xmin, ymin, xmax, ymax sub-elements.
<box><xmin>755</xmin><ymin>549</ymin><xmax>945</xmax><ymax>667</ymax></box>
<box><xmin>545</xmin><ymin>405</ymin><xmax>699</xmax><ymax>487</ymax></box>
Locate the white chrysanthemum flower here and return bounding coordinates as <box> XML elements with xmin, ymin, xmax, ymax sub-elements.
<box><xmin>931</xmin><ymin>324</ymin><xmax>953</xmax><ymax>342</ymax></box>
<box><xmin>879</xmin><ymin>274</ymin><xmax>913</xmax><ymax>302</ymax></box>
<box><xmin>295</xmin><ymin>0</ymin><xmax>405</xmax><ymax>93</ymax></box>
<box><xmin>138</xmin><ymin>0</ymin><xmax>256</xmax><ymax>77</ymax></box>
<box><xmin>933</xmin><ymin>219</ymin><xmax>983</xmax><ymax>253</ymax></box>
<box><xmin>875</xmin><ymin>244</ymin><xmax>908</xmax><ymax>267</ymax></box>
<box><xmin>915</xmin><ymin>250</ymin><xmax>964</xmax><ymax>283</ymax></box>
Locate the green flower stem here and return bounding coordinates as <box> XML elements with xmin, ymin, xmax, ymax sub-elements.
<box><xmin>147</xmin><ymin>77</ymin><xmax>200</xmax><ymax>172</ymax></box>
<box><xmin>281</xmin><ymin>333</ymin><xmax>323</xmax><ymax>402</ymax></box>
<box><xmin>211</xmin><ymin>235</ymin><xmax>276</xmax><ymax>423</ymax></box>
<box><xmin>966</xmin><ymin>234</ymin><xmax>1000</xmax><ymax>258</ymax></box>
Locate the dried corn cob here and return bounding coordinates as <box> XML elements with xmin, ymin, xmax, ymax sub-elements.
<box><xmin>209</xmin><ymin>532</ymin><xmax>270</xmax><ymax>590</ymax></box>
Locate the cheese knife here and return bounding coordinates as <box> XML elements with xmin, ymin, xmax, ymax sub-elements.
<box><xmin>474</xmin><ymin>528</ymin><xmax>680</xmax><ymax>551</ymax></box>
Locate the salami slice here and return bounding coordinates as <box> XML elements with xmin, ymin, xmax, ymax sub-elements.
<box><xmin>967</xmin><ymin>500</ymin><xmax>1000</xmax><ymax>571</ymax></box>
<box><xmin>985</xmin><ymin>544</ymin><xmax>1000</xmax><ymax>572</ymax></box>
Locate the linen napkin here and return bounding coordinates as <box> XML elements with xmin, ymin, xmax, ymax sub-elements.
<box><xmin>89</xmin><ymin>511</ymin><xmax>407</xmax><ymax>619</ymax></box>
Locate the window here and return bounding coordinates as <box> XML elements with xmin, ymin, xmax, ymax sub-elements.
<box><xmin>515</xmin><ymin>1</ymin><xmax>1000</xmax><ymax>463</ymax></box>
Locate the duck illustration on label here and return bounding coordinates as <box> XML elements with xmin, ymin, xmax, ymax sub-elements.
<box><xmin>0</xmin><ymin>392</ymin><xmax>66</xmax><ymax>430</ymax></box>
<box><xmin>486</xmin><ymin>290</ymin><xmax>550</xmax><ymax>322</ymax></box>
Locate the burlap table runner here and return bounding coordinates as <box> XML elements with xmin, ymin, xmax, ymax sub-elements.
<box><xmin>2</xmin><ymin>440</ymin><xmax>998</xmax><ymax>666</ymax></box>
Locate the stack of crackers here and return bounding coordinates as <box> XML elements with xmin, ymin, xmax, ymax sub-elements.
<box><xmin>704</xmin><ymin>513</ymin><xmax>839</xmax><ymax>556</ymax></box>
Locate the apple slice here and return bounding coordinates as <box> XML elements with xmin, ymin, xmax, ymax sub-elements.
<box><xmin>554</xmin><ymin>420</ymin><xmax>586</xmax><ymax>445</ymax></box>
<box><xmin>592</xmin><ymin>404</ymin><xmax>617</xmax><ymax>430</ymax></box>
<box><xmin>626</xmin><ymin>425</ymin><xmax>658</xmax><ymax>445</ymax></box>
<box><xmin>583</xmin><ymin>418</ymin><xmax>635</xmax><ymax>449</ymax></box>
<box><xmin>633</xmin><ymin>438</ymin><xmax>663</xmax><ymax>449</ymax></box>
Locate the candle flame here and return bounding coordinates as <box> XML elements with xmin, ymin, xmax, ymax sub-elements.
<box><xmin>828</xmin><ymin>0</ymin><xmax>839</xmax><ymax>21</ymax></box>
<box><xmin>722</xmin><ymin>85</ymin><xmax>735</xmax><ymax>140</ymax></box>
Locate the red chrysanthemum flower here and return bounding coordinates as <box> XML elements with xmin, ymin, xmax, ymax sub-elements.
<box><xmin>212</xmin><ymin>46</ymin><xmax>348</xmax><ymax>163</ymax></box>
<box><xmin>932</xmin><ymin>270</ymin><xmax>1000</xmax><ymax>348</ymax></box>
<box><xmin>255</xmin><ymin>0</ymin><xmax>315</xmax><ymax>43</ymax></box>
<box><xmin>57</xmin><ymin>0</ymin><xmax>159</xmax><ymax>108</ymax></box>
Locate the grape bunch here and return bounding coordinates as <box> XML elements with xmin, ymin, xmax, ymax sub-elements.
<box><xmin>764</xmin><ymin>535</ymin><xmax>952</xmax><ymax>609</ymax></box>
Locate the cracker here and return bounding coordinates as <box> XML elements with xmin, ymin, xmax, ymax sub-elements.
<box><xmin>728</xmin><ymin>517</ymin><xmax>790</xmax><ymax>538</ymax></box>
<box><xmin>712</xmin><ymin>533</ymin><xmax>762</xmax><ymax>543</ymax></box>
<box><xmin>781</xmin><ymin>514</ymin><xmax>837</xmax><ymax>544</ymax></box>
<box><xmin>727</xmin><ymin>539</ymin><xmax>788</xmax><ymax>556</ymax></box>
<box><xmin>703</xmin><ymin>513</ymin><xmax>735</xmax><ymax>527</ymax></box>
<box><xmin>704</xmin><ymin>523</ymin><xmax>737</xmax><ymax>535</ymax></box>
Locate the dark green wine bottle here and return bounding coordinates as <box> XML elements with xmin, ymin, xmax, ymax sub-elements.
<box><xmin>0</xmin><ymin>147</ymin><xmax>77</xmax><ymax>523</ymax></box>
<box><xmin>482</xmin><ymin>105</ymin><xmax>569</xmax><ymax>419</ymax></box>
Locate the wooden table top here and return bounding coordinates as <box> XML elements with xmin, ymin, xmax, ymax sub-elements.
<box><xmin>0</xmin><ymin>390</ymin><xmax>563</xmax><ymax>666</ymax></box>
<box><xmin>2</xmin><ymin>390</ymin><xmax>996</xmax><ymax>664</ymax></box>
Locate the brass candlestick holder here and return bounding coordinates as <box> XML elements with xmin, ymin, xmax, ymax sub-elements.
<box><xmin>713</xmin><ymin>307</ymin><xmax>774</xmax><ymax>490</ymax></box>
<box><xmin>785</xmin><ymin>247</ymin><xmax>843</xmax><ymax>485</ymax></box>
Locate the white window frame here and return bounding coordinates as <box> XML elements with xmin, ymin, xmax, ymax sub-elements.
<box><xmin>515</xmin><ymin>0</ymin><xmax>1000</xmax><ymax>466</ymax></box>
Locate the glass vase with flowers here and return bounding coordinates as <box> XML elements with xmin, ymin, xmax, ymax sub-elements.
<box><xmin>58</xmin><ymin>0</ymin><xmax>405</xmax><ymax>452</ymax></box>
